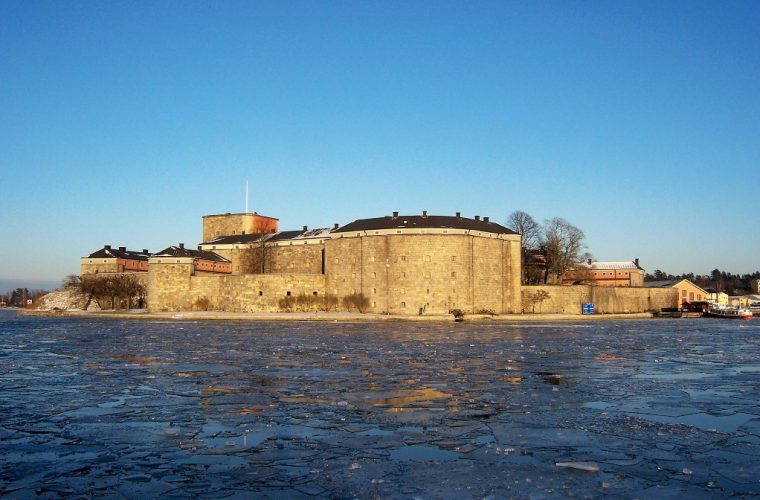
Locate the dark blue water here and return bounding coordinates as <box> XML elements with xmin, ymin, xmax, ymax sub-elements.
<box><xmin>1</xmin><ymin>310</ymin><xmax>759</xmax><ymax>498</ymax></box>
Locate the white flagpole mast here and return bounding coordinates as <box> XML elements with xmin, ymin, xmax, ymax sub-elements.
<box><xmin>245</xmin><ymin>180</ymin><xmax>249</xmax><ymax>214</ymax></box>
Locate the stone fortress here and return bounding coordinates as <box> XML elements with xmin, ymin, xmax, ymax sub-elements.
<box><xmin>81</xmin><ymin>210</ymin><xmax>676</xmax><ymax>315</ymax></box>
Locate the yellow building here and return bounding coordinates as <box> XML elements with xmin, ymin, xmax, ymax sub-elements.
<box><xmin>643</xmin><ymin>279</ymin><xmax>707</xmax><ymax>308</ymax></box>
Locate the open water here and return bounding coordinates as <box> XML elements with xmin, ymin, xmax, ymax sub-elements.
<box><xmin>1</xmin><ymin>309</ymin><xmax>759</xmax><ymax>498</ymax></box>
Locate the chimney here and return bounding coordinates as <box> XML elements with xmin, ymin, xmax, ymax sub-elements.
<box><xmin>104</xmin><ymin>244</ymin><xmax>111</xmax><ymax>250</ymax></box>
<box><xmin>198</xmin><ymin>245</ymin><xmax>202</xmax><ymax>251</ymax></box>
<box><xmin>422</xmin><ymin>210</ymin><xmax>428</xmax><ymax>218</ymax></box>
<box><xmin>179</xmin><ymin>243</ymin><xmax>185</xmax><ymax>249</ymax></box>
<box><xmin>392</xmin><ymin>211</ymin><xmax>399</xmax><ymax>218</ymax></box>
<box><xmin>475</xmin><ymin>215</ymin><xmax>480</xmax><ymax>221</ymax></box>
<box><xmin>118</xmin><ymin>246</ymin><xmax>126</xmax><ymax>252</ymax></box>
<box><xmin>634</xmin><ymin>258</ymin><xmax>640</xmax><ymax>267</ymax></box>
<box><xmin>143</xmin><ymin>249</ymin><xmax>149</xmax><ymax>254</ymax></box>
<box><xmin>303</xmin><ymin>225</ymin><xmax>308</xmax><ymax>231</ymax></box>
<box><xmin>333</xmin><ymin>223</ymin><xmax>339</xmax><ymax>230</ymax></box>
<box><xmin>588</xmin><ymin>258</ymin><xmax>592</xmax><ymax>265</ymax></box>
<box><xmin>484</xmin><ymin>216</ymin><xmax>490</xmax><ymax>223</ymax></box>
<box><xmin>456</xmin><ymin>212</ymin><xmax>461</xmax><ymax>218</ymax></box>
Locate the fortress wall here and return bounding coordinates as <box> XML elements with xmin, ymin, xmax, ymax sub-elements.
<box><xmin>324</xmin><ymin>237</ymin><xmax>363</xmax><ymax>299</ymax></box>
<box><xmin>148</xmin><ymin>261</ymin><xmax>196</xmax><ymax>311</ymax></box>
<box><xmin>325</xmin><ymin>233</ymin><xmax>521</xmax><ymax>315</ymax></box>
<box><xmin>522</xmin><ymin>285</ymin><xmax>677</xmax><ymax>314</ymax></box>
<box><xmin>202</xmin><ymin>214</ymin><xmax>254</xmax><ymax>242</ymax></box>
<box><xmin>147</xmin><ymin>261</ymin><xmax>325</xmax><ymax>312</ymax></box>
<box><xmin>267</xmin><ymin>244</ymin><xmax>324</xmax><ymax>274</ymax></box>
<box><xmin>81</xmin><ymin>261</ymin><xmax>121</xmax><ymax>274</ymax></box>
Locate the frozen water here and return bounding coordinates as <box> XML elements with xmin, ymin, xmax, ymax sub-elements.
<box><xmin>1</xmin><ymin>309</ymin><xmax>759</xmax><ymax>497</ymax></box>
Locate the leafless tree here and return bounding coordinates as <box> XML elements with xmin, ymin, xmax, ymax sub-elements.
<box><xmin>541</xmin><ymin>217</ymin><xmax>585</xmax><ymax>284</ymax></box>
<box><xmin>506</xmin><ymin>210</ymin><xmax>541</xmax><ymax>249</ymax></box>
<box><xmin>506</xmin><ymin>210</ymin><xmax>541</xmax><ymax>284</ymax></box>
<box><xmin>530</xmin><ymin>289</ymin><xmax>551</xmax><ymax>313</ymax></box>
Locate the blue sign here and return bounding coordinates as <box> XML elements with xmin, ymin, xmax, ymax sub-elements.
<box><xmin>582</xmin><ymin>303</ymin><xmax>596</xmax><ymax>315</ymax></box>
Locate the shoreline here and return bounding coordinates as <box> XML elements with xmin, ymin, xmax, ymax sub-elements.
<box><xmin>18</xmin><ymin>308</ymin><xmax>655</xmax><ymax>322</ymax></box>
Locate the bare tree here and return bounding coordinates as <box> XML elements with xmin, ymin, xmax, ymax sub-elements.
<box><xmin>506</xmin><ymin>210</ymin><xmax>541</xmax><ymax>284</ymax></box>
<box><xmin>541</xmin><ymin>218</ymin><xmax>585</xmax><ymax>284</ymax></box>
<box><xmin>506</xmin><ymin>210</ymin><xmax>541</xmax><ymax>249</ymax></box>
<box><xmin>529</xmin><ymin>289</ymin><xmax>551</xmax><ymax>313</ymax></box>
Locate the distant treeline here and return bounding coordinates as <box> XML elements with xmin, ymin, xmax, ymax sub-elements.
<box><xmin>1</xmin><ymin>288</ymin><xmax>50</xmax><ymax>307</ymax></box>
<box><xmin>645</xmin><ymin>269</ymin><xmax>760</xmax><ymax>295</ymax></box>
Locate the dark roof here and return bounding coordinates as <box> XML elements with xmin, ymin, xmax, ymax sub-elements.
<box><xmin>643</xmin><ymin>280</ymin><xmax>677</xmax><ymax>288</ymax></box>
<box><xmin>154</xmin><ymin>245</ymin><xmax>230</xmax><ymax>262</ymax></box>
<box><xmin>334</xmin><ymin>214</ymin><xmax>518</xmax><ymax>235</ymax></box>
<box><xmin>205</xmin><ymin>233</ymin><xmax>272</xmax><ymax>245</ymax></box>
<box><xmin>268</xmin><ymin>230</ymin><xmax>306</xmax><ymax>242</ymax></box>
<box><xmin>86</xmin><ymin>246</ymin><xmax>150</xmax><ymax>260</ymax></box>
<box><xmin>205</xmin><ymin>227</ymin><xmax>336</xmax><ymax>245</ymax></box>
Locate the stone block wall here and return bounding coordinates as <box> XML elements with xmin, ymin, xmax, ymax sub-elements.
<box><xmin>522</xmin><ymin>285</ymin><xmax>677</xmax><ymax>314</ymax></box>
<box><xmin>147</xmin><ymin>259</ymin><xmax>326</xmax><ymax>312</ymax></box>
<box><xmin>202</xmin><ymin>213</ymin><xmax>278</xmax><ymax>242</ymax></box>
<box><xmin>325</xmin><ymin>232</ymin><xmax>521</xmax><ymax>315</ymax></box>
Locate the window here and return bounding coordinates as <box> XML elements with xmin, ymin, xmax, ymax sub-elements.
<box><xmin>424</xmin><ymin>271</ymin><xmax>431</xmax><ymax>278</ymax></box>
<box><xmin>425</xmin><ymin>255</ymin><xmax>431</xmax><ymax>262</ymax></box>
<box><xmin>689</xmin><ymin>292</ymin><xmax>694</xmax><ymax>301</ymax></box>
<box><xmin>373</xmin><ymin>288</ymin><xmax>377</xmax><ymax>294</ymax></box>
<box><xmin>451</xmin><ymin>271</ymin><xmax>456</xmax><ymax>278</ymax></box>
<box><xmin>352</xmin><ymin>273</ymin><xmax>356</xmax><ymax>279</ymax></box>
<box><xmin>682</xmin><ymin>290</ymin><xmax>687</xmax><ymax>298</ymax></box>
<box><xmin>313</xmin><ymin>291</ymin><xmax>318</xmax><ymax>296</ymax></box>
<box><xmin>286</xmin><ymin>291</ymin><xmax>291</xmax><ymax>296</ymax></box>
<box><xmin>372</xmin><ymin>272</ymin><xmax>376</xmax><ymax>278</ymax></box>
<box><xmin>401</xmin><ymin>301</ymin><xmax>406</xmax><ymax>308</ymax></box>
<box><xmin>259</xmin><ymin>291</ymin><xmax>263</xmax><ymax>296</ymax></box>
<box><xmin>400</xmin><ymin>256</ymin><xmax>406</xmax><ymax>261</ymax></box>
<box><xmin>370</xmin><ymin>256</ymin><xmax>375</xmax><ymax>262</ymax></box>
<box><xmin>451</xmin><ymin>256</ymin><xmax>457</xmax><ymax>262</ymax></box>
<box><xmin>400</xmin><ymin>272</ymin><xmax>406</xmax><ymax>278</ymax></box>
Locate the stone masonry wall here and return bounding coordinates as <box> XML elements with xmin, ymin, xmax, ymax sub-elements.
<box><xmin>202</xmin><ymin>214</ymin><xmax>278</xmax><ymax>242</ymax></box>
<box><xmin>325</xmin><ymin>233</ymin><xmax>521</xmax><ymax>315</ymax></box>
<box><xmin>207</xmin><ymin>244</ymin><xmax>324</xmax><ymax>275</ymax></box>
<box><xmin>147</xmin><ymin>261</ymin><xmax>325</xmax><ymax>312</ymax></box>
<box><xmin>522</xmin><ymin>285</ymin><xmax>677</xmax><ymax>314</ymax></box>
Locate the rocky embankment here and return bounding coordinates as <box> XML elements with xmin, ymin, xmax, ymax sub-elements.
<box><xmin>33</xmin><ymin>287</ymin><xmax>100</xmax><ymax>311</ymax></box>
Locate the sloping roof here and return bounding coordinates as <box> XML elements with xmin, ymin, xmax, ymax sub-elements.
<box><xmin>643</xmin><ymin>280</ymin><xmax>677</xmax><ymax>288</ymax></box>
<box><xmin>335</xmin><ymin>214</ymin><xmax>517</xmax><ymax>235</ymax></box>
<box><xmin>205</xmin><ymin>227</ymin><xmax>336</xmax><ymax>245</ymax></box>
<box><xmin>154</xmin><ymin>245</ymin><xmax>230</xmax><ymax>262</ymax></box>
<box><xmin>205</xmin><ymin>233</ymin><xmax>273</xmax><ymax>245</ymax></box>
<box><xmin>86</xmin><ymin>246</ymin><xmax>150</xmax><ymax>261</ymax></box>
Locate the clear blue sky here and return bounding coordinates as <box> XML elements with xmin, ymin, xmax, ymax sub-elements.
<box><xmin>2</xmin><ymin>0</ymin><xmax>759</xmax><ymax>287</ymax></box>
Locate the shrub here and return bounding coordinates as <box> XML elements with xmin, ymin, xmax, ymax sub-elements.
<box><xmin>449</xmin><ymin>308</ymin><xmax>465</xmax><ymax>321</ymax></box>
<box><xmin>342</xmin><ymin>293</ymin><xmax>370</xmax><ymax>313</ymax></box>
<box><xmin>294</xmin><ymin>293</ymin><xmax>317</xmax><ymax>312</ymax></box>
<box><xmin>193</xmin><ymin>296</ymin><xmax>211</xmax><ymax>311</ymax></box>
<box><xmin>322</xmin><ymin>294</ymin><xmax>339</xmax><ymax>312</ymax></box>
<box><xmin>278</xmin><ymin>295</ymin><xmax>295</xmax><ymax>312</ymax></box>
<box><xmin>477</xmin><ymin>309</ymin><xmax>496</xmax><ymax>315</ymax></box>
